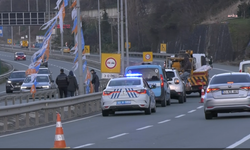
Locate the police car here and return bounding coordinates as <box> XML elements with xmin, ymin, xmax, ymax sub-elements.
<box><xmin>101</xmin><ymin>73</ymin><xmax>157</xmax><ymax>116</ymax></box>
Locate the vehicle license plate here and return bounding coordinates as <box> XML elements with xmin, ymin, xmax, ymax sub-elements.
<box><xmin>222</xmin><ymin>90</ymin><xmax>238</xmax><ymax>94</ymax></box>
<box><xmin>15</xmin><ymin>85</ymin><xmax>20</xmax><ymax>87</ymax></box>
<box><xmin>116</xmin><ymin>101</ymin><xmax>131</xmax><ymax>105</ymax></box>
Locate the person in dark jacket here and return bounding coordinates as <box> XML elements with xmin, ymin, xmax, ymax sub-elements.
<box><xmin>180</xmin><ymin>57</ymin><xmax>191</xmax><ymax>84</ymax></box>
<box><xmin>56</xmin><ymin>69</ymin><xmax>69</xmax><ymax>98</ymax></box>
<box><xmin>67</xmin><ymin>71</ymin><xmax>78</xmax><ymax>97</ymax></box>
<box><xmin>90</xmin><ymin>69</ymin><xmax>100</xmax><ymax>92</ymax></box>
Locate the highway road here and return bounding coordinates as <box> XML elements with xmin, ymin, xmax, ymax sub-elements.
<box><xmin>1</xmin><ymin>61</ymin><xmax>250</xmax><ymax>148</ymax></box>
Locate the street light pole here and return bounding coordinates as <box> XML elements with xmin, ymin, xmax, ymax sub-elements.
<box><xmin>98</xmin><ymin>0</ymin><xmax>102</xmax><ymax>62</ymax></box>
<box><xmin>120</xmin><ymin>0</ymin><xmax>124</xmax><ymax>75</ymax></box>
<box><xmin>77</xmin><ymin>0</ymin><xmax>84</xmax><ymax>95</ymax></box>
<box><xmin>117</xmin><ymin>0</ymin><xmax>120</xmax><ymax>54</ymax></box>
<box><xmin>125</xmin><ymin>0</ymin><xmax>129</xmax><ymax>67</ymax></box>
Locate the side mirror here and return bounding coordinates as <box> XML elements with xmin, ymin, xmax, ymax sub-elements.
<box><xmin>150</xmin><ymin>84</ymin><xmax>156</xmax><ymax>89</ymax></box>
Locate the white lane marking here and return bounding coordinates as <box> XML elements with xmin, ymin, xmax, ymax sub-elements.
<box><xmin>188</xmin><ymin>110</ymin><xmax>196</xmax><ymax>113</ymax></box>
<box><xmin>136</xmin><ymin>125</ymin><xmax>153</xmax><ymax>131</ymax></box>
<box><xmin>175</xmin><ymin>114</ymin><xmax>185</xmax><ymax>118</ymax></box>
<box><xmin>73</xmin><ymin>143</ymin><xmax>95</xmax><ymax>148</ymax></box>
<box><xmin>226</xmin><ymin>134</ymin><xmax>250</xmax><ymax>149</ymax></box>
<box><xmin>197</xmin><ymin>106</ymin><xmax>203</xmax><ymax>109</ymax></box>
<box><xmin>1</xmin><ymin>59</ymin><xmax>29</xmax><ymax>67</ymax></box>
<box><xmin>0</xmin><ymin>113</ymin><xmax>101</xmax><ymax>138</ymax></box>
<box><xmin>107</xmin><ymin>133</ymin><xmax>128</xmax><ymax>139</ymax></box>
<box><xmin>158</xmin><ymin>119</ymin><xmax>171</xmax><ymax>124</ymax></box>
<box><xmin>213</xmin><ymin>68</ymin><xmax>232</xmax><ymax>72</ymax></box>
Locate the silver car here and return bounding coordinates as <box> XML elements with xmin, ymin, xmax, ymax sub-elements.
<box><xmin>165</xmin><ymin>69</ymin><xmax>186</xmax><ymax>103</ymax></box>
<box><xmin>101</xmin><ymin>76</ymin><xmax>157</xmax><ymax>116</ymax></box>
<box><xmin>20</xmin><ymin>74</ymin><xmax>56</xmax><ymax>92</ymax></box>
<box><xmin>204</xmin><ymin>72</ymin><xmax>250</xmax><ymax>120</ymax></box>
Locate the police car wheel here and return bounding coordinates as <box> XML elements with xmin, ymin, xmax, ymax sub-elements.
<box><xmin>102</xmin><ymin>110</ymin><xmax>109</xmax><ymax>116</ymax></box>
<box><xmin>151</xmin><ymin>104</ymin><xmax>156</xmax><ymax>113</ymax></box>
<box><xmin>178</xmin><ymin>94</ymin><xmax>184</xmax><ymax>104</ymax></box>
<box><xmin>145</xmin><ymin>102</ymin><xmax>151</xmax><ymax>115</ymax></box>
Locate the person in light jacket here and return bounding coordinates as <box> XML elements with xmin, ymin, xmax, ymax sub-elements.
<box><xmin>67</xmin><ymin>71</ymin><xmax>78</xmax><ymax>97</ymax></box>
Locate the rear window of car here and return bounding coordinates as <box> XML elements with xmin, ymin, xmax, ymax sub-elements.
<box><xmin>10</xmin><ymin>72</ymin><xmax>26</xmax><ymax>78</ymax></box>
<box><xmin>127</xmin><ymin>68</ymin><xmax>160</xmax><ymax>81</ymax></box>
<box><xmin>38</xmin><ymin>69</ymin><xmax>49</xmax><ymax>74</ymax></box>
<box><xmin>242</xmin><ymin>64</ymin><xmax>250</xmax><ymax>73</ymax></box>
<box><xmin>210</xmin><ymin>74</ymin><xmax>250</xmax><ymax>84</ymax></box>
<box><xmin>17</xmin><ymin>53</ymin><xmax>24</xmax><ymax>55</ymax></box>
<box><xmin>166</xmin><ymin>71</ymin><xmax>175</xmax><ymax>78</ymax></box>
<box><xmin>24</xmin><ymin>76</ymin><xmax>49</xmax><ymax>83</ymax></box>
<box><xmin>108</xmin><ymin>79</ymin><xmax>141</xmax><ymax>86</ymax></box>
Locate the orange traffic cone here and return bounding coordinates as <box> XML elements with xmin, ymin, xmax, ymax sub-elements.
<box><xmin>54</xmin><ymin>113</ymin><xmax>67</xmax><ymax>148</ymax></box>
<box><xmin>200</xmin><ymin>88</ymin><xmax>205</xmax><ymax>103</ymax></box>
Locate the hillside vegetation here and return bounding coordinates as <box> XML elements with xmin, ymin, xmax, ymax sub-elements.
<box><xmin>0</xmin><ymin>0</ymin><xmax>250</xmax><ymax>60</ymax></box>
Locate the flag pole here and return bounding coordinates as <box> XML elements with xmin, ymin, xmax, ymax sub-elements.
<box><xmin>77</xmin><ymin>0</ymin><xmax>84</xmax><ymax>95</ymax></box>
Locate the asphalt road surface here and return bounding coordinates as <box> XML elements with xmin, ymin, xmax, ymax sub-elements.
<box><xmin>1</xmin><ymin>60</ymin><xmax>250</xmax><ymax>148</ymax></box>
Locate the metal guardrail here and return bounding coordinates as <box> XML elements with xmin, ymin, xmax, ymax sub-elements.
<box><xmin>0</xmin><ymin>60</ymin><xmax>14</xmax><ymax>80</ymax></box>
<box><xmin>0</xmin><ymin>92</ymin><xmax>102</xmax><ymax>133</ymax></box>
<box><xmin>0</xmin><ymin>79</ymin><xmax>109</xmax><ymax>133</ymax></box>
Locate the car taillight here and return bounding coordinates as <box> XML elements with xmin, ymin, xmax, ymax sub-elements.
<box><xmin>240</xmin><ymin>86</ymin><xmax>250</xmax><ymax>90</ymax></box>
<box><xmin>103</xmin><ymin>91</ymin><xmax>113</xmax><ymax>96</ymax></box>
<box><xmin>160</xmin><ymin>74</ymin><xmax>164</xmax><ymax>87</ymax></box>
<box><xmin>207</xmin><ymin>88</ymin><xmax>220</xmax><ymax>93</ymax></box>
<box><xmin>240</xmin><ymin>70</ymin><xmax>242</xmax><ymax>72</ymax></box>
<box><xmin>135</xmin><ymin>89</ymin><xmax>147</xmax><ymax>94</ymax></box>
<box><xmin>174</xmin><ymin>78</ymin><xmax>179</xmax><ymax>84</ymax></box>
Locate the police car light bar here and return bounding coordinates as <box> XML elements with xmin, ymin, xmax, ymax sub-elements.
<box><xmin>125</xmin><ymin>73</ymin><xmax>142</xmax><ymax>77</ymax></box>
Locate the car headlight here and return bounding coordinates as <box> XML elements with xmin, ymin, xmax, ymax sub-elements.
<box><xmin>24</xmin><ymin>55</ymin><xmax>26</xmax><ymax>57</ymax></box>
<box><xmin>21</xmin><ymin>86</ymin><xmax>26</xmax><ymax>89</ymax></box>
<box><xmin>42</xmin><ymin>86</ymin><xmax>49</xmax><ymax>88</ymax></box>
<box><xmin>7</xmin><ymin>81</ymin><xmax>11</xmax><ymax>83</ymax></box>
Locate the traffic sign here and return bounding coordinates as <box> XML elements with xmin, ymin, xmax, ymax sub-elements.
<box><xmin>0</xmin><ymin>26</ymin><xmax>3</xmax><ymax>37</ymax></box>
<box><xmin>160</xmin><ymin>43</ymin><xmax>167</xmax><ymax>53</ymax></box>
<box><xmin>101</xmin><ymin>53</ymin><xmax>121</xmax><ymax>73</ymax></box>
<box><xmin>7</xmin><ymin>39</ymin><xmax>12</xmax><ymax>44</ymax></box>
<box><xmin>143</xmin><ymin>52</ymin><xmax>153</xmax><ymax>62</ymax></box>
<box><xmin>84</xmin><ymin>45</ymin><xmax>90</xmax><ymax>55</ymax></box>
<box><xmin>125</xmin><ymin>42</ymin><xmax>131</xmax><ymax>49</ymax></box>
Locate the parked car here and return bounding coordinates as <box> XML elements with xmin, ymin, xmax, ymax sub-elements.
<box><xmin>37</xmin><ymin>68</ymin><xmax>53</xmax><ymax>80</ymax></box>
<box><xmin>20</xmin><ymin>74</ymin><xmax>56</xmax><ymax>93</ymax></box>
<box><xmin>14</xmin><ymin>52</ymin><xmax>26</xmax><ymax>61</ymax></box>
<box><xmin>6</xmin><ymin>70</ymin><xmax>26</xmax><ymax>93</ymax></box>
<box><xmin>125</xmin><ymin>63</ymin><xmax>171</xmax><ymax>107</ymax></box>
<box><xmin>165</xmin><ymin>68</ymin><xmax>186</xmax><ymax>103</ymax></box>
<box><xmin>204</xmin><ymin>72</ymin><xmax>250</xmax><ymax>120</ymax></box>
<box><xmin>101</xmin><ymin>74</ymin><xmax>156</xmax><ymax>116</ymax></box>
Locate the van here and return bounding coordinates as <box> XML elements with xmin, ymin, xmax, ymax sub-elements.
<box><xmin>125</xmin><ymin>64</ymin><xmax>171</xmax><ymax>107</ymax></box>
<box><xmin>239</xmin><ymin>60</ymin><xmax>250</xmax><ymax>73</ymax></box>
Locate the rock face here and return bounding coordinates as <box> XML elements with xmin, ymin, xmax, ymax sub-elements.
<box><xmin>166</xmin><ymin>23</ymin><xmax>234</xmax><ymax>61</ymax></box>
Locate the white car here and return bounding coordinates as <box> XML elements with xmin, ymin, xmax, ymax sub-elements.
<box><xmin>101</xmin><ymin>74</ymin><xmax>157</xmax><ymax>116</ymax></box>
<box><xmin>20</xmin><ymin>74</ymin><xmax>56</xmax><ymax>92</ymax></box>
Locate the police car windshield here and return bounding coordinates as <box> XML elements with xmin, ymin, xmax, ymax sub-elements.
<box><xmin>108</xmin><ymin>79</ymin><xmax>141</xmax><ymax>86</ymax></box>
<box><xmin>127</xmin><ymin>68</ymin><xmax>160</xmax><ymax>81</ymax></box>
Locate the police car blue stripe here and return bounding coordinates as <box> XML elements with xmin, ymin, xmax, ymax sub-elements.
<box><xmin>113</xmin><ymin>89</ymin><xmax>118</xmax><ymax>99</ymax></box>
<box><xmin>111</xmin><ymin>89</ymin><xmax>116</xmax><ymax>99</ymax></box>
<box><xmin>128</xmin><ymin>88</ymin><xmax>134</xmax><ymax>98</ymax></box>
<box><xmin>125</xmin><ymin>88</ymin><xmax>131</xmax><ymax>98</ymax></box>
<box><xmin>117</xmin><ymin>89</ymin><xmax>122</xmax><ymax>98</ymax></box>
<box><xmin>131</xmin><ymin>88</ymin><xmax>137</xmax><ymax>98</ymax></box>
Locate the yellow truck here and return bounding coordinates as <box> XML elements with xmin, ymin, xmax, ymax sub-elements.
<box><xmin>165</xmin><ymin>50</ymin><xmax>211</xmax><ymax>96</ymax></box>
<box><xmin>20</xmin><ymin>40</ymin><xmax>29</xmax><ymax>48</ymax></box>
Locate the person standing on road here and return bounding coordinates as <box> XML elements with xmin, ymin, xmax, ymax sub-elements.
<box><xmin>90</xmin><ymin>69</ymin><xmax>100</xmax><ymax>92</ymax></box>
<box><xmin>180</xmin><ymin>57</ymin><xmax>191</xmax><ymax>84</ymax></box>
<box><xmin>67</xmin><ymin>70</ymin><xmax>78</xmax><ymax>97</ymax></box>
<box><xmin>56</xmin><ymin>69</ymin><xmax>69</xmax><ymax>98</ymax></box>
